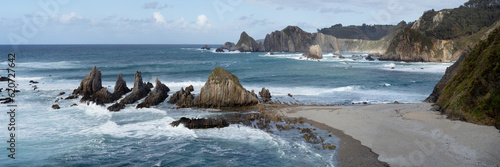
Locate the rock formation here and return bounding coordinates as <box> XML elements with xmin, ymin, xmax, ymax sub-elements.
<box><xmin>232</xmin><ymin>31</ymin><xmax>265</xmax><ymax>52</ymax></box>
<box><xmin>201</xmin><ymin>45</ymin><xmax>211</xmax><ymax>50</ymax></box>
<box><xmin>168</xmin><ymin>85</ymin><xmax>195</xmax><ymax>108</ymax></box>
<box><xmin>71</xmin><ymin>66</ymin><xmax>103</xmax><ymax>102</ymax></box>
<box><xmin>108</xmin><ymin>71</ymin><xmax>152</xmax><ymax>111</ymax></box>
<box><xmin>192</xmin><ymin>67</ymin><xmax>259</xmax><ymax>109</ymax></box>
<box><xmin>111</xmin><ymin>73</ymin><xmax>131</xmax><ymax>101</ymax></box>
<box><xmin>303</xmin><ymin>45</ymin><xmax>323</xmax><ymax>59</ymax></box>
<box><xmin>259</xmin><ymin>87</ymin><xmax>271</xmax><ymax>103</ymax></box>
<box><xmin>170</xmin><ymin>117</ymin><xmax>229</xmax><ymax>129</ymax></box>
<box><xmin>137</xmin><ymin>78</ymin><xmax>170</xmax><ymax>108</ymax></box>
<box><xmin>223</xmin><ymin>42</ymin><xmax>235</xmax><ymax>50</ymax></box>
<box><xmin>216</xmin><ymin>46</ymin><xmax>224</xmax><ymax>52</ymax></box>
<box><xmin>426</xmin><ymin>27</ymin><xmax>500</xmax><ymax>129</ymax></box>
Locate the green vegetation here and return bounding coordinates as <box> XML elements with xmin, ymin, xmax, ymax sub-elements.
<box><xmin>415</xmin><ymin>0</ymin><xmax>500</xmax><ymax>39</ymax></box>
<box><xmin>209</xmin><ymin>67</ymin><xmax>243</xmax><ymax>88</ymax></box>
<box><xmin>317</xmin><ymin>22</ymin><xmax>407</xmax><ymax>40</ymax></box>
<box><xmin>386</xmin><ymin>27</ymin><xmax>435</xmax><ymax>54</ymax></box>
<box><xmin>437</xmin><ymin>27</ymin><xmax>500</xmax><ymax>128</ymax></box>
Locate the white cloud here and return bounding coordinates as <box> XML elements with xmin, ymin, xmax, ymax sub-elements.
<box><xmin>153</xmin><ymin>12</ymin><xmax>166</xmax><ymax>24</ymax></box>
<box><xmin>196</xmin><ymin>14</ymin><xmax>209</xmax><ymax>26</ymax></box>
<box><xmin>59</xmin><ymin>12</ymin><xmax>84</xmax><ymax>24</ymax></box>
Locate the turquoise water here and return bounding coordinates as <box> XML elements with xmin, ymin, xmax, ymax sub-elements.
<box><xmin>0</xmin><ymin>45</ymin><xmax>450</xmax><ymax>166</ymax></box>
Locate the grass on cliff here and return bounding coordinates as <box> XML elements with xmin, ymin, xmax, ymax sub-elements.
<box><xmin>208</xmin><ymin>67</ymin><xmax>243</xmax><ymax>88</ymax></box>
<box><xmin>386</xmin><ymin>27</ymin><xmax>435</xmax><ymax>54</ymax></box>
<box><xmin>437</xmin><ymin>26</ymin><xmax>500</xmax><ymax>127</ymax></box>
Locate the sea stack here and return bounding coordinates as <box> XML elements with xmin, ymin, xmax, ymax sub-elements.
<box><xmin>303</xmin><ymin>45</ymin><xmax>323</xmax><ymax>59</ymax></box>
<box><xmin>193</xmin><ymin>67</ymin><xmax>259</xmax><ymax>109</ymax></box>
<box><xmin>136</xmin><ymin>78</ymin><xmax>170</xmax><ymax>108</ymax></box>
<box><xmin>71</xmin><ymin>66</ymin><xmax>103</xmax><ymax>102</ymax></box>
<box><xmin>108</xmin><ymin>71</ymin><xmax>152</xmax><ymax>111</ymax></box>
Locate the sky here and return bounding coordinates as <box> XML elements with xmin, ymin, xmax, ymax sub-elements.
<box><xmin>0</xmin><ymin>0</ymin><xmax>468</xmax><ymax>44</ymax></box>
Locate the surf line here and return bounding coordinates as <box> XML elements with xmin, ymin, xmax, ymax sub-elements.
<box><xmin>6</xmin><ymin>53</ymin><xmax>17</xmax><ymax>159</ymax></box>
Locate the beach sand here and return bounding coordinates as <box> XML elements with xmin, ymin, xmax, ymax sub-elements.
<box><xmin>282</xmin><ymin>103</ymin><xmax>500</xmax><ymax>167</ymax></box>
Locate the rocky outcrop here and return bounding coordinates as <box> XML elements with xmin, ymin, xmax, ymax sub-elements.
<box><xmin>201</xmin><ymin>45</ymin><xmax>211</xmax><ymax>50</ymax></box>
<box><xmin>107</xmin><ymin>71</ymin><xmax>152</xmax><ymax>111</ymax></box>
<box><xmin>216</xmin><ymin>46</ymin><xmax>224</xmax><ymax>52</ymax></box>
<box><xmin>232</xmin><ymin>31</ymin><xmax>265</xmax><ymax>52</ymax></box>
<box><xmin>91</xmin><ymin>88</ymin><xmax>114</xmax><ymax>105</ymax></box>
<box><xmin>303</xmin><ymin>45</ymin><xmax>323</xmax><ymax>59</ymax></box>
<box><xmin>52</xmin><ymin>104</ymin><xmax>60</xmax><ymax>109</ymax></box>
<box><xmin>426</xmin><ymin>27</ymin><xmax>500</xmax><ymax>129</ymax></box>
<box><xmin>170</xmin><ymin>117</ymin><xmax>229</xmax><ymax>129</ymax></box>
<box><xmin>137</xmin><ymin>78</ymin><xmax>170</xmax><ymax>108</ymax></box>
<box><xmin>223</xmin><ymin>42</ymin><xmax>235</xmax><ymax>50</ymax></box>
<box><xmin>192</xmin><ymin>67</ymin><xmax>259</xmax><ymax>109</ymax></box>
<box><xmin>111</xmin><ymin>74</ymin><xmax>131</xmax><ymax>101</ymax></box>
<box><xmin>71</xmin><ymin>66</ymin><xmax>103</xmax><ymax>102</ymax></box>
<box><xmin>168</xmin><ymin>85</ymin><xmax>195</xmax><ymax>108</ymax></box>
<box><xmin>259</xmin><ymin>87</ymin><xmax>271</xmax><ymax>103</ymax></box>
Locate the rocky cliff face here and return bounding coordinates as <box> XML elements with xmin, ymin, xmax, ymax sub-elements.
<box><xmin>72</xmin><ymin>66</ymin><xmax>103</xmax><ymax>102</ymax></box>
<box><xmin>232</xmin><ymin>32</ymin><xmax>265</xmax><ymax>52</ymax></box>
<box><xmin>427</xmin><ymin>27</ymin><xmax>500</xmax><ymax>129</ymax></box>
<box><xmin>192</xmin><ymin>67</ymin><xmax>259</xmax><ymax>109</ymax></box>
<box><xmin>303</xmin><ymin>45</ymin><xmax>323</xmax><ymax>59</ymax></box>
<box><xmin>136</xmin><ymin>78</ymin><xmax>170</xmax><ymax>108</ymax></box>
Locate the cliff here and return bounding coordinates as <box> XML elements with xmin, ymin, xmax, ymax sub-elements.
<box><xmin>426</xmin><ymin>27</ymin><xmax>500</xmax><ymax>129</ymax></box>
<box><xmin>231</xmin><ymin>31</ymin><xmax>265</xmax><ymax>52</ymax></box>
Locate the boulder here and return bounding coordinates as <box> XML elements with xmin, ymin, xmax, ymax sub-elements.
<box><xmin>137</xmin><ymin>78</ymin><xmax>170</xmax><ymax>108</ymax></box>
<box><xmin>201</xmin><ymin>45</ymin><xmax>211</xmax><ymax>50</ymax></box>
<box><xmin>171</xmin><ymin>117</ymin><xmax>229</xmax><ymax>129</ymax></box>
<box><xmin>193</xmin><ymin>67</ymin><xmax>259</xmax><ymax>109</ymax></box>
<box><xmin>216</xmin><ymin>46</ymin><xmax>224</xmax><ymax>52</ymax></box>
<box><xmin>111</xmin><ymin>73</ymin><xmax>131</xmax><ymax>101</ymax></box>
<box><xmin>52</xmin><ymin>104</ymin><xmax>60</xmax><ymax>109</ymax></box>
<box><xmin>168</xmin><ymin>85</ymin><xmax>195</xmax><ymax>108</ymax></box>
<box><xmin>366</xmin><ymin>56</ymin><xmax>375</xmax><ymax>61</ymax></box>
<box><xmin>107</xmin><ymin>103</ymin><xmax>125</xmax><ymax>112</ymax></box>
<box><xmin>259</xmin><ymin>87</ymin><xmax>271</xmax><ymax>103</ymax></box>
<box><xmin>339</xmin><ymin>55</ymin><xmax>346</xmax><ymax>59</ymax></box>
<box><xmin>303</xmin><ymin>45</ymin><xmax>323</xmax><ymax>59</ymax></box>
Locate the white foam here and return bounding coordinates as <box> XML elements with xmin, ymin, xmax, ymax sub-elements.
<box><xmin>0</xmin><ymin>61</ymin><xmax>82</xmax><ymax>69</ymax></box>
<box><xmin>383</xmin><ymin>63</ymin><xmax>396</xmax><ymax>68</ymax></box>
<box><xmin>381</xmin><ymin>62</ymin><xmax>452</xmax><ymax>73</ymax></box>
<box><xmin>247</xmin><ymin>85</ymin><xmax>362</xmax><ymax>96</ymax></box>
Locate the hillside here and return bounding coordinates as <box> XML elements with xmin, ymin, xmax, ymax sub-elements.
<box><xmin>426</xmin><ymin>27</ymin><xmax>500</xmax><ymax>129</ymax></box>
<box><xmin>317</xmin><ymin>22</ymin><xmax>408</xmax><ymax>40</ymax></box>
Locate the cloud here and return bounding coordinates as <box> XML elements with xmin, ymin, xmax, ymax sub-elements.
<box><xmin>196</xmin><ymin>14</ymin><xmax>209</xmax><ymax>26</ymax></box>
<box><xmin>320</xmin><ymin>7</ymin><xmax>355</xmax><ymax>14</ymax></box>
<box><xmin>59</xmin><ymin>12</ymin><xmax>86</xmax><ymax>24</ymax></box>
<box><xmin>153</xmin><ymin>12</ymin><xmax>166</xmax><ymax>24</ymax></box>
<box><xmin>143</xmin><ymin>2</ymin><xmax>169</xmax><ymax>9</ymax></box>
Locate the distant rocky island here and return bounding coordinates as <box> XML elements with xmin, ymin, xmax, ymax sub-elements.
<box><xmin>217</xmin><ymin>0</ymin><xmax>500</xmax><ymax>63</ymax></box>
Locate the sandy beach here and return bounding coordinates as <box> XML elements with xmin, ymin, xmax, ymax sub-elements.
<box><xmin>282</xmin><ymin>103</ymin><xmax>500</xmax><ymax>167</ymax></box>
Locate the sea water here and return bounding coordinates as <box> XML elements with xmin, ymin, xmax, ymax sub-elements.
<box><xmin>0</xmin><ymin>45</ymin><xmax>450</xmax><ymax>166</ymax></box>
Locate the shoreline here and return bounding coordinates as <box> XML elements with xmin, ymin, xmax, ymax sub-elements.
<box><xmin>280</xmin><ymin>103</ymin><xmax>500</xmax><ymax>167</ymax></box>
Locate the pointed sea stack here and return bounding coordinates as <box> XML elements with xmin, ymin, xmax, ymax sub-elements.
<box><xmin>192</xmin><ymin>67</ymin><xmax>259</xmax><ymax>109</ymax></box>
<box><xmin>137</xmin><ymin>78</ymin><xmax>170</xmax><ymax>108</ymax></box>
<box><xmin>108</xmin><ymin>71</ymin><xmax>152</xmax><ymax>111</ymax></box>
<box><xmin>71</xmin><ymin>66</ymin><xmax>103</xmax><ymax>102</ymax></box>
<box><xmin>168</xmin><ymin>85</ymin><xmax>195</xmax><ymax>108</ymax></box>
<box><xmin>111</xmin><ymin>73</ymin><xmax>131</xmax><ymax>101</ymax></box>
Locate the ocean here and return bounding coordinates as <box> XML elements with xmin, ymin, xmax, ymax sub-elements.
<box><xmin>0</xmin><ymin>45</ymin><xmax>451</xmax><ymax>166</ymax></box>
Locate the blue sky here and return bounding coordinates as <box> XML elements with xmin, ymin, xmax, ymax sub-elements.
<box><xmin>1</xmin><ymin>0</ymin><xmax>468</xmax><ymax>44</ymax></box>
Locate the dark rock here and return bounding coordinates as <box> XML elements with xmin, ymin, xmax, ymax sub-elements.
<box><xmin>0</xmin><ymin>98</ymin><xmax>14</xmax><ymax>104</ymax></box>
<box><xmin>111</xmin><ymin>73</ymin><xmax>131</xmax><ymax>101</ymax></box>
<box><xmin>394</xmin><ymin>101</ymin><xmax>400</xmax><ymax>104</ymax></box>
<box><xmin>259</xmin><ymin>87</ymin><xmax>271</xmax><ymax>103</ymax></box>
<box><xmin>72</xmin><ymin>66</ymin><xmax>103</xmax><ymax>99</ymax></box>
<box><xmin>223</xmin><ymin>42</ymin><xmax>235</xmax><ymax>50</ymax></box>
<box><xmin>192</xmin><ymin>67</ymin><xmax>259</xmax><ymax>109</ymax></box>
<box><xmin>366</xmin><ymin>56</ymin><xmax>375</xmax><ymax>61</ymax></box>
<box><xmin>58</xmin><ymin>92</ymin><xmax>65</xmax><ymax>96</ymax></box>
<box><xmin>91</xmin><ymin>88</ymin><xmax>114</xmax><ymax>105</ymax></box>
<box><xmin>270</xmin><ymin>52</ymin><xmax>275</xmax><ymax>55</ymax></box>
<box><xmin>216</xmin><ymin>46</ymin><xmax>224</xmax><ymax>52</ymax></box>
<box><xmin>171</xmin><ymin>117</ymin><xmax>229</xmax><ymax>129</ymax></box>
<box><xmin>168</xmin><ymin>85</ymin><xmax>195</xmax><ymax>108</ymax></box>
<box><xmin>201</xmin><ymin>44</ymin><xmax>211</xmax><ymax>50</ymax></box>
<box><xmin>70</xmin><ymin>104</ymin><xmax>78</xmax><ymax>107</ymax></box>
<box><xmin>52</xmin><ymin>104</ymin><xmax>60</xmax><ymax>109</ymax></box>
<box><xmin>29</xmin><ymin>80</ymin><xmax>39</xmax><ymax>84</ymax></box>
<box><xmin>107</xmin><ymin>103</ymin><xmax>125</xmax><ymax>112</ymax></box>
<box><xmin>65</xmin><ymin>94</ymin><xmax>79</xmax><ymax>100</ymax></box>
<box><xmin>303</xmin><ymin>45</ymin><xmax>323</xmax><ymax>59</ymax></box>
<box><xmin>339</xmin><ymin>55</ymin><xmax>345</xmax><ymax>59</ymax></box>
<box><xmin>137</xmin><ymin>78</ymin><xmax>170</xmax><ymax>108</ymax></box>
<box><xmin>288</xmin><ymin>93</ymin><xmax>293</xmax><ymax>97</ymax></box>
<box><xmin>391</xmin><ymin>67</ymin><xmax>395</xmax><ymax>69</ymax></box>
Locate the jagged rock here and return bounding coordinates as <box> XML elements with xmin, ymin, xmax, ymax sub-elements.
<box><xmin>171</xmin><ymin>117</ymin><xmax>229</xmax><ymax>129</ymax></box>
<box><xmin>201</xmin><ymin>45</ymin><xmax>211</xmax><ymax>50</ymax></box>
<box><xmin>216</xmin><ymin>46</ymin><xmax>224</xmax><ymax>52</ymax></box>
<box><xmin>223</xmin><ymin>42</ymin><xmax>235</xmax><ymax>50</ymax></box>
<box><xmin>137</xmin><ymin>78</ymin><xmax>170</xmax><ymax>108</ymax></box>
<box><xmin>91</xmin><ymin>88</ymin><xmax>114</xmax><ymax>105</ymax></box>
<box><xmin>71</xmin><ymin>66</ymin><xmax>103</xmax><ymax>100</ymax></box>
<box><xmin>108</xmin><ymin>71</ymin><xmax>151</xmax><ymax>111</ymax></box>
<box><xmin>339</xmin><ymin>55</ymin><xmax>345</xmax><ymax>59</ymax></box>
<box><xmin>193</xmin><ymin>67</ymin><xmax>259</xmax><ymax>109</ymax></box>
<box><xmin>111</xmin><ymin>74</ymin><xmax>131</xmax><ymax>101</ymax></box>
<box><xmin>259</xmin><ymin>87</ymin><xmax>271</xmax><ymax>103</ymax></box>
<box><xmin>168</xmin><ymin>85</ymin><xmax>195</xmax><ymax>108</ymax></box>
<box><xmin>58</xmin><ymin>92</ymin><xmax>65</xmax><ymax>96</ymax></box>
<box><xmin>303</xmin><ymin>45</ymin><xmax>323</xmax><ymax>59</ymax></box>
<box><xmin>65</xmin><ymin>94</ymin><xmax>78</xmax><ymax>100</ymax></box>
<box><xmin>70</xmin><ymin>104</ymin><xmax>78</xmax><ymax>107</ymax></box>
<box><xmin>52</xmin><ymin>104</ymin><xmax>60</xmax><ymax>109</ymax></box>
<box><xmin>232</xmin><ymin>31</ymin><xmax>265</xmax><ymax>52</ymax></box>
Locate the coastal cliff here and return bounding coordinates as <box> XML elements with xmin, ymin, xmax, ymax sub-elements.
<box><xmin>231</xmin><ymin>31</ymin><xmax>265</xmax><ymax>52</ymax></box>
<box><xmin>426</xmin><ymin>27</ymin><xmax>500</xmax><ymax>129</ymax></box>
